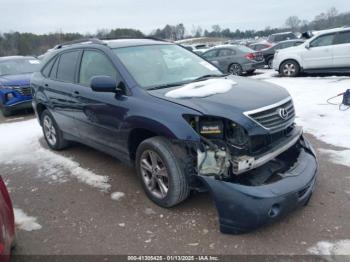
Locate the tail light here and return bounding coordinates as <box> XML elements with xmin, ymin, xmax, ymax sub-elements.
<box><xmin>245</xmin><ymin>53</ymin><xmax>256</xmax><ymax>60</ymax></box>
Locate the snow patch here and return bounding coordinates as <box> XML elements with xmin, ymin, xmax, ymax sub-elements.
<box><xmin>308</xmin><ymin>240</ymin><xmax>350</xmax><ymax>255</ymax></box>
<box><xmin>165</xmin><ymin>78</ymin><xmax>236</xmax><ymax>99</ymax></box>
<box><xmin>251</xmin><ymin>70</ymin><xmax>350</xmax><ymax>149</ymax></box>
<box><xmin>14</xmin><ymin>208</ymin><xmax>42</xmax><ymax>231</ymax></box>
<box><xmin>320</xmin><ymin>149</ymin><xmax>350</xmax><ymax>167</ymax></box>
<box><xmin>0</xmin><ymin>119</ymin><xmax>111</xmax><ymax>192</ymax></box>
<box><xmin>111</xmin><ymin>191</ymin><xmax>125</xmax><ymax>201</ymax></box>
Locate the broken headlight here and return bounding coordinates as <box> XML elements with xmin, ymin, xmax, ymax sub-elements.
<box><xmin>183</xmin><ymin>115</ymin><xmax>249</xmax><ymax>147</ymax></box>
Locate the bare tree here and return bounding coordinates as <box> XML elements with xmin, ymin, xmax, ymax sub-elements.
<box><xmin>285</xmin><ymin>16</ymin><xmax>301</xmax><ymax>31</ymax></box>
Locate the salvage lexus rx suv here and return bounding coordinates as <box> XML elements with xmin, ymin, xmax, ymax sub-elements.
<box><xmin>31</xmin><ymin>38</ymin><xmax>318</xmax><ymax>234</ymax></box>
<box><xmin>0</xmin><ymin>56</ymin><xmax>41</xmax><ymax>116</ymax></box>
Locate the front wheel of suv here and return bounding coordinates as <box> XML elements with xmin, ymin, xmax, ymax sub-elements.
<box><xmin>280</xmin><ymin>60</ymin><xmax>300</xmax><ymax>77</ymax></box>
<box><xmin>41</xmin><ymin>110</ymin><xmax>69</xmax><ymax>150</ymax></box>
<box><xmin>136</xmin><ymin>137</ymin><xmax>190</xmax><ymax>208</ymax></box>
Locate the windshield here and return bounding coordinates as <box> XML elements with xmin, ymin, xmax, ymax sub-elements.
<box><xmin>0</xmin><ymin>58</ymin><xmax>41</xmax><ymax>76</ymax></box>
<box><xmin>113</xmin><ymin>44</ymin><xmax>222</xmax><ymax>89</ymax></box>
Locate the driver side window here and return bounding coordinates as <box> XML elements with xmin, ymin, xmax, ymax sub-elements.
<box><xmin>79</xmin><ymin>50</ymin><xmax>118</xmax><ymax>86</ymax></box>
<box><xmin>310</xmin><ymin>34</ymin><xmax>335</xmax><ymax>48</ymax></box>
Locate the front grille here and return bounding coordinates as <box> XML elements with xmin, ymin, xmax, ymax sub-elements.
<box><xmin>246</xmin><ymin>98</ymin><xmax>295</xmax><ymax>133</ymax></box>
<box><xmin>12</xmin><ymin>86</ymin><xmax>32</xmax><ymax>96</ymax></box>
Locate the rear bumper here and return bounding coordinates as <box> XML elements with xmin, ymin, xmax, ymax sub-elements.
<box><xmin>243</xmin><ymin>61</ymin><xmax>265</xmax><ymax>71</ymax></box>
<box><xmin>198</xmin><ymin>135</ymin><xmax>318</xmax><ymax>234</ymax></box>
<box><xmin>3</xmin><ymin>100</ymin><xmax>33</xmax><ymax>111</ymax></box>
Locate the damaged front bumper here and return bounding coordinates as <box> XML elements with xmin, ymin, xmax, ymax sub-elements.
<box><xmin>194</xmin><ymin>135</ymin><xmax>318</xmax><ymax>234</ymax></box>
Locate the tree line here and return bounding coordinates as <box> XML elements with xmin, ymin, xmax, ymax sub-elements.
<box><xmin>0</xmin><ymin>7</ymin><xmax>349</xmax><ymax>56</ymax></box>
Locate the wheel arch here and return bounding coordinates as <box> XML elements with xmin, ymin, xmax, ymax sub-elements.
<box><xmin>36</xmin><ymin>103</ymin><xmax>48</xmax><ymax>123</ymax></box>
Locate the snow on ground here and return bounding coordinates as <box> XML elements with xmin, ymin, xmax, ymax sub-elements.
<box><xmin>320</xmin><ymin>149</ymin><xmax>350</xmax><ymax>167</ymax></box>
<box><xmin>14</xmin><ymin>208</ymin><xmax>42</xmax><ymax>231</ymax></box>
<box><xmin>252</xmin><ymin>70</ymin><xmax>350</xmax><ymax>149</ymax></box>
<box><xmin>110</xmin><ymin>191</ymin><xmax>125</xmax><ymax>201</ymax></box>
<box><xmin>308</xmin><ymin>240</ymin><xmax>350</xmax><ymax>256</ymax></box>
<box><xmin>0</xmin><ymin>119</ymin><xmax>111</xmax><ymax>192</ymax></box>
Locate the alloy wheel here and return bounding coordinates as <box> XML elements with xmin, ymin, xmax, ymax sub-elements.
<box><xmin>283</xmin><ymin>63</ymin><xmax>296</xmax><ymax>76</ymax></box>
<box><xmin>43</xmin><ymin>115</ymin><xmax>57</xmax><ymax>146</ymax></box>
<box><xmin>140</xmin><ymin>150</ymin><xmax>169</xmax><ymax>199</ymax></box>
<box><xmin>229</xmin><ymin>64</ymin><xmax>242</xmax><ymax>75</ymax></box>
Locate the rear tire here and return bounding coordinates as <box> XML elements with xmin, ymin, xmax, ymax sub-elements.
<box><xmin>40</xmin><ymin>109</ymin><xmax>69</xmax><ymax>150</ymax></box>
<box><xmin>228</xmin><ymin>63</ymin><xmax>243</xmax><ymax>76</ymax></box>
<box><xmin>246</xmin><ymin>69</ymin><xmax>255</xmax><ymax>75</ymax></box>
<box><xmin>280</xmin><ymin>60</ymin><xmax>300</xmax><ymax>77</ymax></box>
<box><xmin>136</xmin><ymin>137</ymin><xmax>190</xmax><ymax>208</ymax></box>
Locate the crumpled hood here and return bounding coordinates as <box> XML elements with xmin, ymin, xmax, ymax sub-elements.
<box><xmin>148</xmin><ymin>76</ymin><xmax>290</xmax><ymax>120</ymax></box>
<box><xmin>0</xmin><ymin>73</ymin><xmax>32</xmax><ymax>87</ymax></box>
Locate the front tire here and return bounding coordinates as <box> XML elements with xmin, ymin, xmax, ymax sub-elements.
<box><xmin>136</xmin><ymin>137</ymin><xmax>190</xmax><ymax>208</ymax></box>
<box><xmin>280</xmin><ymin>60</ymin><xmax>300</xmax><ymax>77</ymax></box>
<box><xmin>0</xmin><ymin>107</ymin><xmax>12</xmax><ymax>117</ymax></box>
<box><xmin>41</xmin><ymin>110</ymin><xmax>69</xmax><ymax>150</ymax></box>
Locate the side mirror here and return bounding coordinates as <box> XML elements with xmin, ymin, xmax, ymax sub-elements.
<box><xmin>90</xmin><ymin>76</ymin><xmax>118</xmax><ymax>93</ymax></box>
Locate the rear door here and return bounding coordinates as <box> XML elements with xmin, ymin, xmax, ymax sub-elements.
<box><xmin>43</xmin><ymin>50</ymin><xmax>81</xmax><ymax>136</ymax></box>
<box><xmin>302</xmin><ymin>33</ymin><xmax>335</xmax><ymax>69</ymax></box>
<box><xmin>72</xmin><ymin>49</ymin><xmax>127</xmax><ymax>154</ymax></box>
<box><xmin>332</xmin><ymin>30</ymin><xmax>350</xmax><ymax>68</ymax></box>
<box><xmin>216</xmin><ymin>48</ymin><xmax>237</xmax><ymax>71</ymax></box>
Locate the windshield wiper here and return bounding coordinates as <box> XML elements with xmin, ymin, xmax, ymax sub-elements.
<box><xmin>147</xmin><ymin>82</ymin><xmax>185</xmax><ymax>91</ymax></box>
<box><xmin>192</xmin><ymin>74</ymin><xmax>229</xmax><ymax>83</ymax></box>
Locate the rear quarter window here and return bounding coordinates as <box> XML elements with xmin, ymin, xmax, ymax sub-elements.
<box><xmin>56</xmin><ymin>50</ymin><xmax>80</xmax><ymax>82</ymax></box>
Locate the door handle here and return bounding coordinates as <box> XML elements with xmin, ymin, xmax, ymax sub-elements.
<box><xmin>44</xmin><ymin>83</ymin><xmax>49</xmax><ymax>87</ymax></box>
<box><xmin>73</xmin><ymin>91</ymin><xmax>80</xmax><ymax>97</ymax></box>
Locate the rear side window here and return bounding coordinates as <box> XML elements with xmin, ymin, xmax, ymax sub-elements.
<box><xmin>79</xmin><ymin>50</ymin><xmax>117</xmax><ymax>86</ymax></box>
<box><xmin>49</xmin><ymin>57</ymin><xmax>59</xmax><ymax>79</ymax></box>
<box><xmin>42</xmin><ymin>57</ymin><xmax>56</xmax><ymax>78</ymax></box>
<box><xmin>218</xmin><ymin>49</ymin><xmax>235</xmax><ymax>57</ymax></box>
<box><xmin>56</xmin><ymin>51</ymin><xmax>80</xmax><ymax>82</ymax></box>
<box><xmin>310</xmin><ymin>34</ymin><xmax>335</xmax><ymax>47</ymax></box>
<box><xmin>334</xmin><ymin>31</ymin><xmax>350</xmax><ymax>45</ymax></box>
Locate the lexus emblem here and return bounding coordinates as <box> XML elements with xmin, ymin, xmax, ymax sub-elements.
<box><xmin>278</xmin><ymin>108</ymin><xmax>289</xmax><ymax>120</ymax></box>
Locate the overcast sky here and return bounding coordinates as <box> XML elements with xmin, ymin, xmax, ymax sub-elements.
<box><xmin>1</xmin><ymin>0</ymin><xmax>348</xmax><ymax>34</ymax></box>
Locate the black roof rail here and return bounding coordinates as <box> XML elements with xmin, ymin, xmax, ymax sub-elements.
<box><xmin>54</xmin><ymin>38</ymin><xmax>105</xmax><ymax>49</ymax></box>
<box><xmin>100</xmin><ymin>36</ymin><xmax>168</xmax><ymax>42</ymax></box>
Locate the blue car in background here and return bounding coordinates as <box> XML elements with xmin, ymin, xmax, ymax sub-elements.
<box><xmin>0</xmin><ymin>56</ymin><xmax>41</xmax><ymax>116</ymax></box>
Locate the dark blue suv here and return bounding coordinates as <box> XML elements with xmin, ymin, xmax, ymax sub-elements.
<box><xmin>31</xmin><ymin>38</ymin><xmax>318</xmax><ymax>234</ymax></box>
<box><xmin>0</xmin><ymin>56</ymin><xmax>41</xmax><ymax>116</ymax></box>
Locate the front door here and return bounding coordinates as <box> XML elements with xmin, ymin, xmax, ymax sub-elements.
<box><xmin>73</xmin><ymin>49</ymin><xmax>128</xmax><ymax>154</ymax></box>
<box><xmin>302</xmin><ymin>33</ymin><xmax>335</xmax><ymax>69</ymax></box>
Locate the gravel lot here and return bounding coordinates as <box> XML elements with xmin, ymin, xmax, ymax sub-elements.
<box><xmin>1</xmin><ymin>70</ymin><xmax>349</xmax><ymax>257</ymax></box>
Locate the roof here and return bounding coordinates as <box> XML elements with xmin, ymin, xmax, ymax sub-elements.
<box><xmin>270</xmin><ymin>31</ymin><xmax>294</xmax><ymax>36</ymax></box>
<box><xmin>0</xmin><ymin>56</ymin><xmax>37</xmax><ymax>61</ymax></box>
<box><xmin>103</xmin><ymin>38</ymin><xmax>171</xmax><ymax>48</ymax></box>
